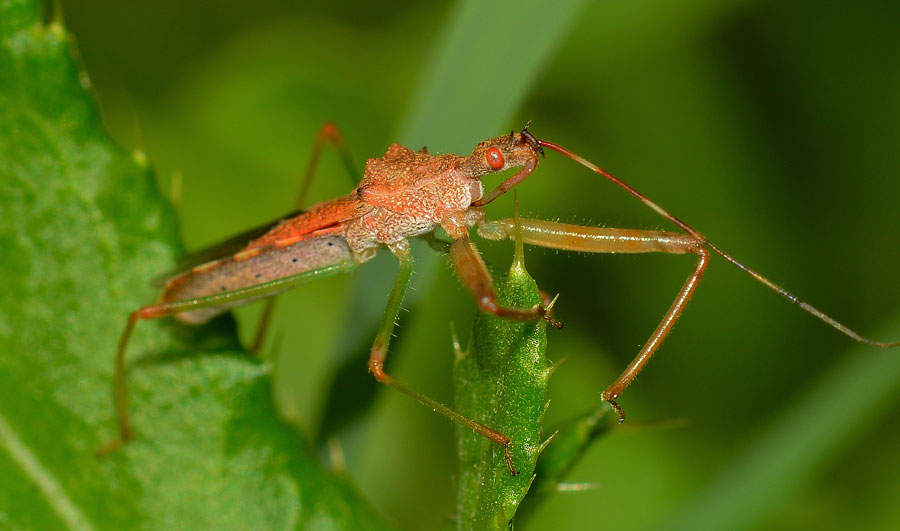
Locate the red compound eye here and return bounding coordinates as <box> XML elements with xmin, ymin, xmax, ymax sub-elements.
<box><xmin>485</xmin><ymin>147</ymin><xmax>504</xmax><ymax>170</ymax></box>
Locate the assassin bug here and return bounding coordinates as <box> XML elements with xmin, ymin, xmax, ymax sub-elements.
<box><xmin>98</xmin><ymin>123</ymin><xmax>899</xmax><ymax>475</ymax></box>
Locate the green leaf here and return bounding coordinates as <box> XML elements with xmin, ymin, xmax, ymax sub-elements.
<box><xmin>515</xmin><ymin>407</ymin><xmax>614</xmax><ymax>523</ymax></box>
<box><xmin>453</xmin><ymin>242</ymin><xmax>550</xmax><ymax>530</ymax></box>
<box><xmin>0</xmin><ymin>1</ymin><xmax>386</xmax><ymax>528</ymax></box>
<box><xmin>531</xmin><ymin>408</ymin><xmax>613</xmax><ymax>492</ymax></box>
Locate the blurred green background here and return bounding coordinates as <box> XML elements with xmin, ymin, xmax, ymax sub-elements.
<box><xmin>55</xmin><ymin>0</ymin><xmax>900</xmax><ymax>529</ymax></box>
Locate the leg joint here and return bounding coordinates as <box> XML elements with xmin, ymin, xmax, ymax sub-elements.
<box><xmin>478</xmin><ymin>297</ymin><xmax>500</xmax><ymax>315</ymax></box>
<box><xmin>368</xmin><ymin>358</ymin><xmax>390</xmax><ymax>383</ymax></box>
<box><xmin>689</xmin><ymin>240</ymin><xmax>709</xmax><ymax>260</ymax></box>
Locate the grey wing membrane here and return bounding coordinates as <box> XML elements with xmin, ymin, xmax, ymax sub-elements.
<box><xmin>151</xmin><ymin>209</ymin><xmax>305</xmax><ymax>287</ymax></box>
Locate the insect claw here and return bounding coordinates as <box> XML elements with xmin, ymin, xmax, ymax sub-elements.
<box><xmin>504</xmin><ymin>444</ymin><xmax>519</xmax><ymax>476</ymax></box>
<box><xmin>544</xmin><ymin>315</ymin><xmax>564</xmax><ymax>330</ymax></box>
<box><xmin>94</xmin><ymin>434</ymin><xmax>128</xmax><ymax>458</ymax></box>
<box><xmin>605</xmin><ymin>397</ymin><xmax>626</xmax><ymax>424</ymax></box>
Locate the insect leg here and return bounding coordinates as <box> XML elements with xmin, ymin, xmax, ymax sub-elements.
<box><xmin>250</xmin><ymin>123</ymin><xmax>359</xmax><ymax>354</ymax></box>
<box><xmin>449</xmin><ymin>237</ymin><xmax>561</xmax><ymax>327</ymax></box>
<box><xmin>367</xmin><ymin>241</ymin><xmax>520</xmax><ymax>475</ymax></box>
<box><xmin>95</xmin><ymin>261</ymin><xmax>356</xmax><ymax>457</ymax></box>
<box><xmin>479</xmin><ymin>218</ymin><xmax>709</xmax><ymax>422</ymax></box>
<box><xmin>295</xmin><ymin>122</ymin><xmax>359</xmax><ymax>207</ymax></box>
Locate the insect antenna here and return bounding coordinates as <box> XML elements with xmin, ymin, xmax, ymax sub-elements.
<box><xmin>537</xmin><ymin>138</ymin><xmax>900</xmax><ymax>348</ymax></box>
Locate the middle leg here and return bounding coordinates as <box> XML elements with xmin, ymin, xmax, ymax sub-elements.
<box><xmin>368</xmin><ymin>240</ymin><xmax>520</xmax><ymax>475</ymax></box>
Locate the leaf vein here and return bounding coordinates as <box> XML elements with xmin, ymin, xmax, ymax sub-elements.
<box><xmin>0</xmin><ymin>413</ymin><xmax>97</xmax><ymax>531</ymax></box>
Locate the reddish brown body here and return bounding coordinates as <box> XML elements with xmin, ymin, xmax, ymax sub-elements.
<box><xmin>163</xmin><ymin>136</ymin><xmax>537</xmax><ymax>324</ymax></box>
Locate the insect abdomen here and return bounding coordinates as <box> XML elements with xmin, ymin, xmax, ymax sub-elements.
<box><xmin>164</xmin><ymin>235</ymin><xmax>352</xmax><ymax>324</ymax></box>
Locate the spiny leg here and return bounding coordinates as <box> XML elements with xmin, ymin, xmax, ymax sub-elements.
<box><xmin>479</xmin><ymin>217</ymin><xmax>710</xmax><ymax>422</ymax></box>
<box><xmin>367</xmin><ymin>241</ymin><xmax>520</xmax><ymax>475</ymax></box>
<box><xmin>449</xmin><ymin>237</ymin><xmax>562</xmax><ymax>328</ymax></box>
<box><xmin>95</xmin><ymin>261</ymin><xmax>356</xmax><ymax>457</ymax></box>
<box><xmin>250</xmin><ymin>123</ymin><xmax>359</xmax><ymax>354</ymax></box>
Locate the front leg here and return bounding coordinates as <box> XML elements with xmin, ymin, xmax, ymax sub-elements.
<box><xmin>440</xmin><ymin>210</ymin><xmax>557</xmax><ymax>325</ymax></box>
<box><xmin>449</xmin><ymin>237</ymin><xmax>562</xmax><ymax>327</ymax></box>
<box><xmin>479</xmin><ymin>217</ymin><xmax>709</xmax><ymax>422</ymax></box>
